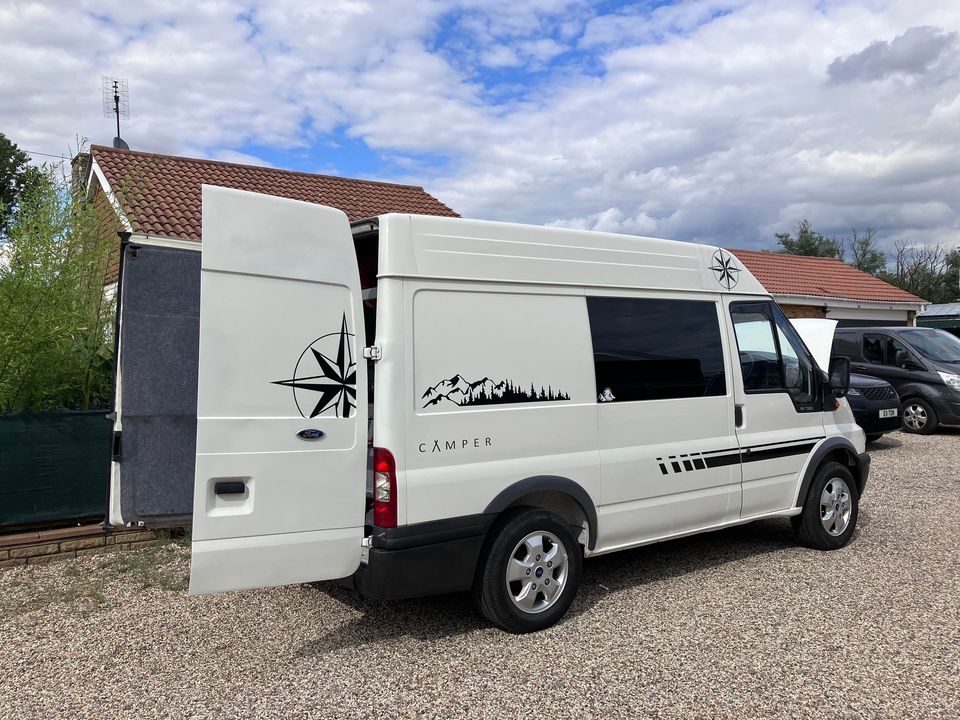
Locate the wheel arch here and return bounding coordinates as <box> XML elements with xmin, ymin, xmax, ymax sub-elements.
<box><xmin>484</xmin><ymin>476</ymin><xmax>598</xmax><ymax>551</ymax></box>
<box><xmin>795</xmin><ymin>437</ymin><xmax>864</xmax><ymax>505</ymax></box>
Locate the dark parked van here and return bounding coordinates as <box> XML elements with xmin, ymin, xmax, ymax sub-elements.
<box><xmin>833</xmin><ymin>327</ymin><xmax>960</xmax><ymax>434</ymax></box>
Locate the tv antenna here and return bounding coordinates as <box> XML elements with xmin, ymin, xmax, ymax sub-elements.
<box><xmin>102</xmin><ymin>76</ymin><xmax>130</xmax><ymax>150</ymax></box>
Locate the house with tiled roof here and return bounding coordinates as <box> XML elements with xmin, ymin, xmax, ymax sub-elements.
<box><xmin>729</xmin><ymin>249</ymin><xmax>926</xmax><ymax>327</ymax></box>
<box><xmin>75</xmin><ymin>144</ymin><xmax>457</xmax><ymax>259</ymax></box>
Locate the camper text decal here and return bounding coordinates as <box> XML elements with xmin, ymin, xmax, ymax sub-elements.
<box><xmin>419</xmin><ymin>437</ymin><xmax>493</xmax><ymax>454</ymax></box>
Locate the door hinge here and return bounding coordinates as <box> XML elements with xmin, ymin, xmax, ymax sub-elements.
<box><xmin>362</xmin><ymin>345</ymin><xmax>382</xmax><ymax>362</ymax></box>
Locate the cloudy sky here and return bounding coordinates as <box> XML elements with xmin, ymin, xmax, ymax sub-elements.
<box><xmin>2</xmin><ymin>0</ymin><xmax>959</xmax><ymax>251</ymax></box>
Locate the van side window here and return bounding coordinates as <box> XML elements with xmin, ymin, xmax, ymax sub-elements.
<box><xmin>730</xmin><ymin>304</ymin><xmax>783</xmax><ymax>391</ymax></box>
<box><xmin>864</xmin><ymin>333</ymin><xmax>918</xmax><ymax>368</ymax></box>
<box><xmin>586</xmin><ymin>297</ymin><xmax>727</xmax><ymax>402</ymax></box>
<box><xmin>730</xmin><ymin>302</ymin><xmax>817</xmax><ymax>409</ymax></box>
<box><xmin>832</xmin><ymin>333</ymin><xmax>857</xmax><ymax>358</ymax></box>
<box><xmin>863</xmin><ymin>334</ymin><xmax>885</xmax><ymax>364</ymax></box>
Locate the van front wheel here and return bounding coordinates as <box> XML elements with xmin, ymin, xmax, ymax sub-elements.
<box><xmin>473</xmin><ymin>509</ymin><xmax>581</xmax><ymax>633</ymax></box>
<box><xmin>792</xmin><ymin>462</ymin><xmax>859</xmax><ymax>550</ymax></box>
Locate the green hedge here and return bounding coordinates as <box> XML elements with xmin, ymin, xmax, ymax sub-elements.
<box><xmin>0</xmin><ymin>411</ymin><xmax>110</xmax><ymax>529</ymax></box>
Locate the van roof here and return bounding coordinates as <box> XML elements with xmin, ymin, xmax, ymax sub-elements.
<box><xmin>373</xmin><ymin>213</ymin><xmax>768</xmax><ymax>296</ymax></box>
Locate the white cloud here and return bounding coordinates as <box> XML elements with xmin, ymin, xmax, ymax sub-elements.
<box><xmin>2</xmin><ymin>0</ymin><xmax>960</xmax><ymax>255</ymax></box>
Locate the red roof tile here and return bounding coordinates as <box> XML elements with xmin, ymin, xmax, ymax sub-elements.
<box><xmin>729</xmin><ymin>248</ymin><xmax>925</xmax><ymax>304</ymax></box>
<box><xmin>90</xmin><ymin>145</ymin><xmax>459</xmax><ymax>242</ymax></box>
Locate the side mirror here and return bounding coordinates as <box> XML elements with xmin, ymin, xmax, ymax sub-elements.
<box><xmin>895</xmin><ymin>349</ymin><xmax>922</xmax><ymax>370</ymax></box>
<box><xmin>829</xmin><ymin>356</ymin><xmax>850</xmax><ymax>398</ymax></box>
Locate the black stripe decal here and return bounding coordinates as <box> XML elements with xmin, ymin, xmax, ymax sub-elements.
<box><xmin>660</xmin><ymin>438</ymin><xmax>823</xmax><ymax>474</ymax></box>
<box><xmin>743</xmin><ymin>442</ymin><xmax>817</xmax><ymax>463</ymax></box>
<box><xmin>704</xmin><ymin>452</ymin><xmax>741</xmax><ymax>468</ymax></box>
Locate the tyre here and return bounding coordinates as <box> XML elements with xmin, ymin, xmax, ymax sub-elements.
<box><xmin>865</xmin><ymin>433</ymin><xmax>883</xmax><ymax>443</ymax></box>
<box><xmin>792</xmin><ymin>462</ymin><xmax>859</xmax><ymax>550</ymax></box>
<box><xmin>473</xmin><ymin>508</ymin><xmax>582</xmax><ymax>633</ymax></box>
<box><xmin>901</xmin><ymin>398</ymin><xmax>938</xmax><ymax>434</ymax></box>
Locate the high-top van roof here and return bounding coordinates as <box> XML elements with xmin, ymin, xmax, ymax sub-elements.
<box><xmin>370</xmin><ymin>213</ymin><xmax>767</xmax><ymax>295</ymax></box>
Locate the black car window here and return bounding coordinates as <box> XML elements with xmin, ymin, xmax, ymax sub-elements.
<box><xmin>863</xmin><ymin>334</ymin><xmax>885</xmax><ymax>364</ymax></box>
<box><xmin>587</xmin><ymin>297</ymin><xmax>727</xmax><ymax>403</ymax></box>
<box><xmin>730</xmin><ymin>304</ymin><xmax>783</xmax><ymax>392</ymax></box>
<box><xmin>730</xmin><ymin>301</ymin><xmax>818</xmax><ymax>411</ymax></box>
<box><xmin>899</xmin><ymin>329</ymin><xmax>960</xmax><ymax>363</ymax></box>
<box><xmin>886</xmin><ymin>336</ymin><xmax>919</xmax><ymax>368</ymax></box>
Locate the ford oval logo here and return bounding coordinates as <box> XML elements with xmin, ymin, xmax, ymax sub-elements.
<box><xmin>296</xmin><ymin>428</ymin><xmax>325</xmax><ymax>440</ymax></box>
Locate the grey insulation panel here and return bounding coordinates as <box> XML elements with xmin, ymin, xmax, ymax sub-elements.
<box><xmin>118</xmin><ymin>244</ymin><xmax>200</xmax><ymax>525</ymax></box>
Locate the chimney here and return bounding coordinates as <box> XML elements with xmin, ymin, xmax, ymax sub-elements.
<box><xmin>70</xmin><ymin>152</ymin><xmax>92</xmax><ymax>201</ymax></box>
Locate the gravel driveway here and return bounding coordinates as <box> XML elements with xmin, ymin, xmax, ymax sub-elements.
<box><xmin>2</xmin><ymin>431</ymin><xmax>959</xmax><ymax>719</ymax></box>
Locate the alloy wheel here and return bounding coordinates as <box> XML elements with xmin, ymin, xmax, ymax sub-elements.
<box><xmin>820</xmin><ymin>478</ymin><xmax>853</xmax><ymax>537</ymax></box>
<box><xmin>505</xmin><ymin>531</ymin><xmax>569</xmax><ymax>614</ymax></box>
<box><xmin>903</xmin><ymin>403</ymin><xmax>928</xmax><ymax>431</ymax></box>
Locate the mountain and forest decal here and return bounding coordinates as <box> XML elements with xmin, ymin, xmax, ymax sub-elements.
<box><xmin>421</xmin><ymin>374</ymin><xmax>571</xmax><ymax>408</ymax></box>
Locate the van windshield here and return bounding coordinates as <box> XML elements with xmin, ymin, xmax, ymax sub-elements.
<box><xmin>900</xmin><ymin>329</ymin><xmax>960</xmax><ymax>363</ymax></box>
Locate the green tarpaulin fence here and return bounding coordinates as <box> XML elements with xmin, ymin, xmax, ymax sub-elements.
<box><xmin>0</xmin><ymin>411</ymin><xmax>111</xmax><ymax>529</ymax></box>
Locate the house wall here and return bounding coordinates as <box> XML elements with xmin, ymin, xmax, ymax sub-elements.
<box><xmin>778</xmin><ymin>303</ymin><xmax>827</xmax><ymax>319</ymax></box>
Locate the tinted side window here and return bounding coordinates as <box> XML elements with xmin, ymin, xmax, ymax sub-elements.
<box><xmin>730</xmin><ymin>301</ymin><xmax>817</xmax><ymax>409</ymax></box>
<box><xmin>832</xmin><ymin>333</ymin><xmax>858</xmax><ymax>358</ymax></box>
<box><xmin>771</xmin><ymin>305</ymin><xmax>816</xmax><ymax>405</ymax></box>
<box><xmin>587</xmin><ymin>297</ymin><xmax>727</xmax><ymax>403</ymax></box>
<box><xmin>863</xmin><ymin>334</ymin><xmax>885</xmax><ymax>364</ymax></box>
<box><xmin>730</xmin><ymin>304</ymin><xmax>783</xmax><ymax>391</ymax></box>
<box><xmin>887</xmin><ymin>336</ymin><xmax>915</xmax><ymax>367</ymax></box>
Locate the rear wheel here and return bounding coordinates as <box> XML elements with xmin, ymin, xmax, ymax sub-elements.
<box><xmin>901</xmin><ymin>398</ymin><xmax>938</xmax><ymax>434</ymax></box>
<box><xmin>473</xmin><ymin>509</ymin><xmax>581</xmax><ymax>633</ymax></box>
<box><xmin>793</xmin><ymin>462</ymin><xmax>859</xmax><ymax>550</ymax></box>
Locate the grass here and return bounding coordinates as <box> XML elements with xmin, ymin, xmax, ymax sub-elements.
<box><xmin>96</xmin><ymin>545</ymin><xmax>189</xmax><ymax>592</ymax></box>
<box><xmin>1</xmin><ymin>532</ymin><xmax>191</xmax><ymax>619</ymax></box>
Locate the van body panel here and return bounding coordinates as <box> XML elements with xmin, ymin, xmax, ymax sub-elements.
<box><xmin>723</xmin><ymin>297</ymin><xmax>829</xmax><ymax>517</ymax></box>
<box><xmin>189</xmin><ymin>187</ymin><xmax>366</xmax><ymax>594</ymax></box>
<box><xmin>587</xmin><ymin>289</ymin><xmax>741</xmax><ymax>550</ymax></box>
<box><xmin>402</xmin><ymin>283</ymin><xmax>600</xmax><ymax>526</ymax></box>
<box><xmin>172</xmin><ymin>192</ymin><xmax>868</xmax><ymax>605</ymax></box>
<box><xmin>376</xmin><ymin>214</ymin><xmax>768</xmax><ymax>296</ymax></box>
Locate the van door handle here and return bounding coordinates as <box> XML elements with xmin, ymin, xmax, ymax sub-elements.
<box><xmin>735</xmin><ymin>404</ymin><xmax>744</xmax><ymax>428</ymax></box>
<box><xmin>851</xmin><ymin>365</ymin><xmax>866</xmax><ymax>372</ymax></box>
<box><xmin>214</xmin><ymin>481</ymin><xmax>247</xmax><ymax>495</ymax></box>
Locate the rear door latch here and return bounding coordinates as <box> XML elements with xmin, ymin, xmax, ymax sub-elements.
<box><xmin>362</xmin><ymin>345</ymin><xmax>382</xmax><ymax>361</ymax></box>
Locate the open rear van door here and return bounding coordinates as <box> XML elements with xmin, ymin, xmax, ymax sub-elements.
<box><xmin>190</xmin><ymin>186</ymin><xmax>366</xmax><ymax>594</ymax></box>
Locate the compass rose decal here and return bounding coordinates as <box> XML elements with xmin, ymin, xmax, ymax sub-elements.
<box><xmin>710</xmin><ymin>250</ymin><xmax>741</xmax><ymax>290</ymax></box>
<box><xmin>272</xmin><ymin>314</ymin><xmax>357</xmax><ymax>418</ymax></box>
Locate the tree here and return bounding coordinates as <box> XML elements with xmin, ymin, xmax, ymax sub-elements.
<box><xmin>846</xmin><ymin>228</ymin><xmax>887</xmax><ymax>276</ymax></box>
<box><xmin>775</xmin><ymin>219</ymin><xmax>843</xmax><ymax>259</ymax></box>
<box><xmin>0</xmin><ymin>132</ymin><xmax>43</xmax><ymax>237</ymax></box>
<box><xmin>879</xmin><ymin>240</ymin><xmax>959</xmax><ymax>304</ymax></box>
<box><xmin>0</xmin><ymin>159</ymin><xmax>116</xmax><ymax>412</ymax></box>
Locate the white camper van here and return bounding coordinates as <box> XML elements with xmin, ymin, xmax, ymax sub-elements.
<box><xmin>138</xmin><ymin>186</ymin><xmax>870</xmax><ymax>633</ymax></box>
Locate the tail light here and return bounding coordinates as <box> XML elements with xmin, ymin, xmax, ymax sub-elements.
<box><xmin>372</xmin><ymin>447</ymin><xmax>397</xmax><ymax>528</ymax></box>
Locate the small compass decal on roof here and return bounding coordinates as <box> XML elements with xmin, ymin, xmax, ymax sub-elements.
<box><xmin>710</xmin><ymin>250</ymin><xmax>741</xmax><ymax>290</ymax></box>
<box><xmin>272</xmin><ymin>314</ymin><xmax>357</xmax><ymax>418</ymax></box>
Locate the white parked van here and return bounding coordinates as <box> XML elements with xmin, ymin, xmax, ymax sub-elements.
<box><xmin>183</xmin><ymin>186</ymin><xmax>868</xmax><ymax>633</ymax></box>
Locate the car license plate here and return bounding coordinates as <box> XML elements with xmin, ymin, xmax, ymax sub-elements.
<box><xmin>879</xmin><ymin>409</ymin><xmax>898</xmax><ymax>418</ymax></box>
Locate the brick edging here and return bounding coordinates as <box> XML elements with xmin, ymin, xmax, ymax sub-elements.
<box><xmin>0</xmin><ymin>526</ymin><xmax>162</xmax><ymax>569</ymax></box>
